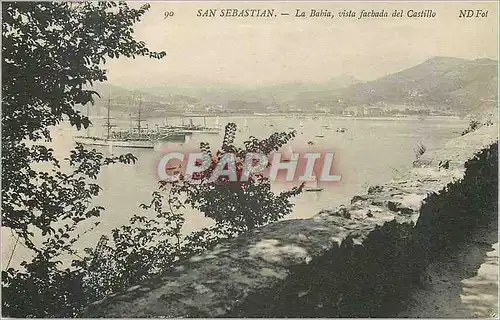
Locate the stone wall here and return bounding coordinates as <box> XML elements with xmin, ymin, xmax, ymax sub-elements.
<box><xmin>84</xmin><ymin>125</ymin><xmax>498</xmax><ymax>318</ymax></box>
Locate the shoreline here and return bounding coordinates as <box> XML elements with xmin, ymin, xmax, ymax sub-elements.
<box><xmin>91</xmin><ymin>113</ymin><xmax>466</xmax><ymax>122</ymax></box>
<box><xmin>84</xmin><ymin>125</ymin><xmax>498</xmax><ymax>318</ymax></box>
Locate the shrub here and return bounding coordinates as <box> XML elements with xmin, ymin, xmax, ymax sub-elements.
<box><xmin>78</xmin><ymin>123</ymin><xmax>304</xmax><ymax>307</ymax></box>
<box><xmin>413</xmin><ymin>142</ymin><xmax>427</xmax><ymax>160</ymax></box>
<box><xmin>1</xmin><ymin>2</ymin><xmax>165</xmax><ymax>317</ymax></box>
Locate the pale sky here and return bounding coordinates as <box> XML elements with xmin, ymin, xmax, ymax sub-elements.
<box><xmin>105</xmin><ymin>1</ymin><xmax>499</xmax><ymax>88</ymax></box>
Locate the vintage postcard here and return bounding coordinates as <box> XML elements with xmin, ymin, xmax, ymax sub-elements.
<box><xmin>1</xmin><ymin>1</ymin><xmax>498</xmax><ymax>318</ymax></box>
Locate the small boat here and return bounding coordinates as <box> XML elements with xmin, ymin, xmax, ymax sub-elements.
<box><xmin>304</xmin><ymin>186</ymin><xmax>324</xmax><ymax>192</ymax></box>
<box><xmin>304</xmin><ymin>187</ymin><xmax>323</xmax><ymax>192</ymax></box>
<box><xmin>307</xmin><ymin>141</ymin><xmax>314</xmax><ymax>145</ymax></box>
<box><xmin>304</xmin><ymin>174</ymin><xmax>323</xmax><ymax>192</ymax></box>
<box><xmin>315</xmin><ymin>134</ymin><xmax>325</xmax><ymax>138</ymax></box>
<box><xmin>323</xmin><ymin>119</ymin><xmax>332</xmax><ymax>129</ymax></box>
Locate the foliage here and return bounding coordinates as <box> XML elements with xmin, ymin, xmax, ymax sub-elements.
<box><xmin>169</xmin><ymin>122</ymin><xmax>304</xmax><ymax>236</ymax></box>
<box><xmin>228</xmin><ymin>221</ymin><xmax>417</xmax><ymax>318</ymax></box>
<box><xmin>413</xmin><ymin>142</ymin><xmax>426</xmax><ymax>160</ymax></box>
<box><xmin>461</xmin><ymin>119</ymin><xmax>482</xmax><ymax>136</ymax></box>
<box><xmin>461</xmin><ymin>117</ymin><xmax>494</xmax><ymax>136</ymax></box>
<box><xmin>2</xmin><ymin>1</ymin><xmax>165</xmax><ymax>317</ymax></box>
<box><xmin>415</xmin><ymin>142</ymin><xmax>498</xmax><ymax>263</ymax></box>
<box><xmin>227</xmin><ymin>144</ymin><xmax>499</xmax><ymax>318</ymax></box>
<box><xmin>2</xmin><ymin>2</ymin><xmax>303</xmax><ymax>317</ymax></box>
<box><xmin>2</xmin><ymin>3</ymin><xmax>303</xmax><ymax>316</ymax></box>
<box><xmin>77</xmin><ymin>189</ymin><xmax>186</xmax><ymax>302</ymax></box>
<box><xmin>85</xmin><ymin>123</ymin><xmax>304</xmax><ymax>302</ymax></box>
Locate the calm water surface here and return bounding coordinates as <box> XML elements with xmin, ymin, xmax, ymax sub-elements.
<box><xmin>3</xmin><ymin>115</ymin><xmax>468</xmax><ymax>266</ymax></box>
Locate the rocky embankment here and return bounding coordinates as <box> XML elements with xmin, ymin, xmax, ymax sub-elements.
<box><xmin>85</xmin><ymin>125</ymin><xmax>498</xmax><ymax>318</ymax></box>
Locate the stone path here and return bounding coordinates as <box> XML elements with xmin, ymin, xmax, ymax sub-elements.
<box><xmin>398</xmin><ymin>219</ymin><xmax>498</xmax><ymax>318</ymax></box>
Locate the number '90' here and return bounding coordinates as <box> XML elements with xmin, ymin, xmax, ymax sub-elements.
<box><xmin>164</xmin><ymin>11</ymin><xmax>174</xmax><ymax>18</ymax></box>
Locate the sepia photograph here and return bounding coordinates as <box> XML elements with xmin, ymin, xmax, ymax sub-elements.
<box><xmin>1</xmin><ymin>1</ymin><xmax>499</xmax><ymax>318</ymax></box>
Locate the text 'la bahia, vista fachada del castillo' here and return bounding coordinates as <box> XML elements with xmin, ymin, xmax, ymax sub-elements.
<box><xmin>296</xmin><ymin>8</ymin><xmax>437</xmax><ymax>19</ymax></box>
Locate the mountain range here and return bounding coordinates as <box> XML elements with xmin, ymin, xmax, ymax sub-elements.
<box><xmin>335</xmin><ymin>57</ymin><xmax>498</xmax><ymax>112</ymax></box>
<box><xmin>87</xmin><ymin>56</ymin><xmax>498</xmax><ymax>116</ymax></box>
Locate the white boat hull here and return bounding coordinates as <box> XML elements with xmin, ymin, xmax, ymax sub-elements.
<box><xmin>155</xmin><ymin>132</ymin><xmax>188</xmax><ymax>142</ymax></box>
<box><xmin>74</xmin><ymin>136</ymin><xmax>154</xmax><ymax>149</ymax></box>
<box><xmin>304</xmin><ymin>187</ymin><xmax>324</xmax><ymax>192</ymax></box>
<box><xmin>183</xmin><ymin>129</ymin><xmax>219</xmax><ymax>135</ymax></box>
<box><xmin>159</xmin><ymin>126</ymin><xmax>220</xmax><ymax>136</ymax></box>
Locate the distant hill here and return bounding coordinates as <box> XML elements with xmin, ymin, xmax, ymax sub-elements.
<box><xmin>84</xmin><ymin>57</ymin><xmax>497</xmax><ymax>116</ymax></box>
<box><xmin>336</xmin><ymin>57</ymin><xmax>498</xmax><ymax>114</ymax></box>
<box><xmin>255</xmin><ymin>75</ymin><xmax>360</xmax><ymax>104</ymax></box>
<box><xmin>131</xmin><ymin>75</ymin><xmax>359</xmax><ymax>107</ymax></box>
<box><xmin>81</xmin><ymin>83</ymin><xmax>200</xmax><ymax>117</ymax></box>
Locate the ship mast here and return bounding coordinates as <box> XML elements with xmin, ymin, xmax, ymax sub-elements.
<box><xmin>133</xmin><ymin>96</ymin><xmax>147</xmax><ymax>137</ymax></box>
<box><xmin>137</xmin><ymin>98</ymin><xmax>141</xmax><ymax>136</ymax></box>
<box><xmin>103</xmin><ymin>95</ymin><xmax>116</xmax><ymax>139</ymax></box>
<box><xmin>86</xmin><ymin>104</ymin><xmax>90</xmax><ymax>137</ymax></box>
<box><xmin>106</xmin><ymin>97</ymin><xmax>111</xmax><ymax>139</ymax></box>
